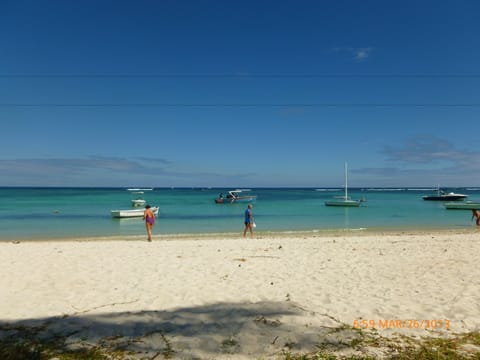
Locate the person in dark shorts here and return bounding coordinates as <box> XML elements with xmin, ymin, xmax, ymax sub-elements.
<box><xmin>243</xmin><ymin>204</ymin><xmax>254</xmax><ymax>238</ymax></box>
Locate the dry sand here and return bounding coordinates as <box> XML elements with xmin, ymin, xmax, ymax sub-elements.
<box><xmin>1</xmin><ymin>230</ymin><xmax>479</xmax><ymax>358</ymax></box>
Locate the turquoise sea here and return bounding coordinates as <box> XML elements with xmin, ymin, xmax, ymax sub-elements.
<box><xmin>1</xmin><ymin>187</ymin><xmax>479</xmax><ymax>241</ymax></box>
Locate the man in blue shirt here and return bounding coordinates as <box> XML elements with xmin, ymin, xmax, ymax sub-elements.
<box><xmin>243</xmin><ymin>204</ymin><xmax>254</xmax><ymax>238</ymax></box>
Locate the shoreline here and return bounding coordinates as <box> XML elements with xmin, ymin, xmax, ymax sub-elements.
<box><xmin>1</xmin><ymin>226</ymin><xmax>477</xmax><ymax>243</ymax></box>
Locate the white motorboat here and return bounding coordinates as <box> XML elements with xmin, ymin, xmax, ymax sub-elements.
<box><xmin>111</xmin><ymin>206</ymin><xmax>159</xmax><ymax>218</ymax></box>
<box><xmin>131</xmin><ymin>198</ymin><xmax>146</xmax><ymax>207</ymax></box>
<box><xmin>215</xmin><ymin>189</ymin><xmax>257</xmax><ymax>204</ymax></box>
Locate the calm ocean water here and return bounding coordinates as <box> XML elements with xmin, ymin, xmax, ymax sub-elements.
<box><xmin>1</xmin><ymin>187</ymin><xmax>479</xmax><ymax>241</ymax></box>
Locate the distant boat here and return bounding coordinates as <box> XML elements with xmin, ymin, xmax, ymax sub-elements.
<box><xmin>215</xmin><ymin>189</ymin><xmax>257</xmax><ymax>204</ymax></box>
<box><xmin>422</xmin><ymin>187</ymin><xmax>468</xmax><ymax>201</ymax></box>
<box><xmin>444</xmin><ymin>201</ymin><xmax>480</xmax><ymax>210</ymax></box>
<box><xmin>131</xmin><ymin>198</ymin><xmax>146</xmax><ymax>207</ymax></box>
<box><xmin>111</xmin><ymin>206</ymin><xmax>159</xmax><ymax>218</ymax></box>
<box><xmin>325</xmin><ymin>162</ymin><xmax>364</xmax><ymax>207</ymax></box>
<box><xmin>128</xmin><ymin>189</ymin><xmax>148</xmax><ymax>207</ymax></box>
<box><xmin>127</xmin><ymin>188</ymin><xmax>153</xmax><ymax>192</ymax></box>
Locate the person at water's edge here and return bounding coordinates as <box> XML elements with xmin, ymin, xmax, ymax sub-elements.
<box><xmin>243</xmin><ymin>204</ymin><xmax>254</xmax><ymax>238</ymax></box>
<box><xmin>144</xmin><ymin>205</ymin><xmax>156</xmax><ymax>241</ymax></box>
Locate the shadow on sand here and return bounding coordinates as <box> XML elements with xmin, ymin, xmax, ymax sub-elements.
<box><xmin>0</xmin><ymin>300</ymin><xmax>363</xmax><ymax>359</ymax></box>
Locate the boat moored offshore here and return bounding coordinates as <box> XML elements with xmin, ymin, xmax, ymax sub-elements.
<box><xmin>111</xmin><ymin>206</ymin><xmax>159</xmax><ymax>218</ymax></box>
<box><xmin>423</xmin><ymin>187</ymin><xmax>468</xmax><ymax>201</ymax></box>
<box><xmin>215</xmin><ymin>189</ymin><xmax>257</xmax><ymax>204</ymax></box>
<box><xmin>444</xmin><ymin>201</ymin><xmax>480</xmax><ymax>210</ymax></box>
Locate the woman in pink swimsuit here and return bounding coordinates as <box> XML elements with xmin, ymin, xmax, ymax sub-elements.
<box><xmin>143</xmin><ymin>205</ymin><xmax>156</xmax><ymax>241</ymax></box>
<box><xmin>472</xmin><ymin>209</ymin><xmax>480</xmax><ymax>226</ymax></box>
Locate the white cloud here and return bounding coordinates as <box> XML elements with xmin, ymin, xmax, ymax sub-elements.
<box><xmin>0</xmin><ymin>156</ymin><xmax>257</xmax><ymax>187</ymax></box>
<box><xmin>331</xmin><ymin>47</ymin><xmax>373</xmax><ymax>61</ymax></box>
<box><xmin>382</xmin><ymin>135</ymin><xmax>477</xmax><ymax>167</ymax></box>
<box><xmin>354</xmin><ymin>48</ymin><xmax>372</xmax><ymax>61</ymax></box>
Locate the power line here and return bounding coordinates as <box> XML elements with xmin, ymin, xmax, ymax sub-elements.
<box><xmin>1</xmin><ymin>74</ymin><xmax>480</xmax><ymax>79</ymax></box>
<box><xmin>1</xmin><ymin>103</ymin><xmax>479</xmax><ymax>107</ymax></box>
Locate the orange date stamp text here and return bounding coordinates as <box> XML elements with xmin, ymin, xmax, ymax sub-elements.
<box><xmin>353</xmin><ymin>319</ymin><xmax>451</xmax><ymax>330</ymax></box>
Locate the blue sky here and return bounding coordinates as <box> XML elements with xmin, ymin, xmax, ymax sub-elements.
<box><xmin>1</xmin><ymin>0</ymin><xmax>479</xmax><ymax>187</ymax></box>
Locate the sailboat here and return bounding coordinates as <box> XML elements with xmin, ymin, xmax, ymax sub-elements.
<box><xmin>325</xmin><ymin>162</ymin><xmax>363</xmax><ymax>207</ymax></box>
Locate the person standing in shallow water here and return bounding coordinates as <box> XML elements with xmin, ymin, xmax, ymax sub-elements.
<box><xmin>143</xmin><ymin>204</ymin><xmax>156</xmax><ymax>241</ymax></box>
<box><xmin>243</xmin><ymin>204</ymin><xmax>254</xmax><ymax>238</ymax></box>
<box><xmin>472</xmin><ymin>209</ymin><xmax>480</xmax><ymax>226</ymax></box>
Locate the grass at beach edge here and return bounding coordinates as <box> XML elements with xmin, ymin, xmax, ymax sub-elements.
<box><xmin>284</xmin><ymin>328</ymin><xmax>480</xmax><ymax>359</ymax></box>
<box><xmin>1</xmin><ymin>324</ymin><xmax>479</xmax><ymax>359</ymax></box>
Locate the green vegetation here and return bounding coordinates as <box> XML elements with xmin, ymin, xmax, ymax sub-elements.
<box><xmin>1</xmin><ymin>323</ymin><xmax>479</xmax><ymax>359</ymax></box>
<box><xmin>284</xmin><ymin>330</ymin><xmax>480</xmax><ymax>360</ymax></box>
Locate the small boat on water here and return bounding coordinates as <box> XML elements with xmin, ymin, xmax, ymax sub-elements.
<box><xmin>111</xmin><ymin>206</ymin><xmax>159</xmax><ymax>218</ymax></box>
<box><xmin>325</xmin><ymin>196</ymin><xmax>364</xmax><ymax>207</ymax></box>
<box><xmin>131</xmin><ymin>198</ymin><xmax>146</xmax><ymax>207</ymax></box>
<box><xmin>128</xmin><ymin>189</ymin><xmax>148</xmax><ymax>207</ymax></box>
<box><xmin>325</xmin><ymin>162</ymin><xmax>364</xmax><ymax>207</ymax></box>
<box><xmin>215</xmin><ymin>189</ymin><xmax>257</xmax><ymax>204</ymax></box>
<box><xmin>422</xmin><ymin>187</ymin><xmax>468</xmax><ymax>201</ymax></box>
<box><xmin>444</xmin><ymin>201</ymin><xmax>480</xmax><ymax>210</ymax></box>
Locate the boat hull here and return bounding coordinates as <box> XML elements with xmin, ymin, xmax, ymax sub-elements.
<box><xmin>111</xmin><ymin>206</ymin><xmax>159</xmax><ymax>218</ymax></box>
<box><xmin>444</xmin><ymin>202</ymin><xmax>480</xmax><ymax>210</ymax></box>
<box><xmin>423</xmin><ymin>195</ymin><xmax>467</xmax><ymax>201</ymax></box>
<box><xmin>325</xmin><ymin>200</ymin><xmax>361</xmax><ymax>207</ymax></box>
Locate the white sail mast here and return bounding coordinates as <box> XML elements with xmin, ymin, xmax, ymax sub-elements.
<box><xmin>344</xmin><ymin>161</ymin><xmax>348</xmax><ymax>199</ymax></box>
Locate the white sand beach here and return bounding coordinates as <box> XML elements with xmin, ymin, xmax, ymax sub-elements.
<box><xmin>1</xmin><ymin>230</ymin><xmax>479</xmax><ymax>358</ymax></box>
